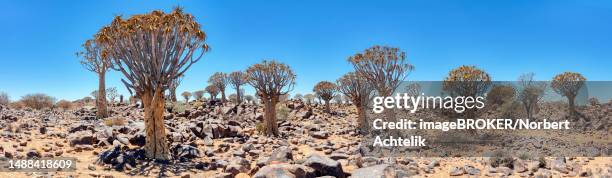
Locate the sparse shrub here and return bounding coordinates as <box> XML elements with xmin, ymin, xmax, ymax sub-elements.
<box><xmin>0</xmin><ymin>92</ymin><xmax>9</xmax><ymax>106</ymax></box>
<box><xmin>518</xmin><ymin>152</ymin><xmax>531</xmax><ymax>160</ymax></box>
<box><xmin>228</xmin><ymin>93</ymin><xmax>238</xmax><ymax>103</ymax></box>
<box><xmin>255</xmin><ymin>123</ymin><xmax>265</xmax><ymax>134</ymax></box>
<box><xmin>166</xmin><ymin>102</ymin><xmax>186</xmax><ymax>114</ymax></box>
<box><xmin>192</xmin><ymin>101</ymin><xmax>204</xmax><ymax>109</ymax></box>
<box><xmin>81</xmin><ymin>96</ymin><xmax>94</xmax><ymax>104</ymax></box>
<box><xmin>499</xmin><ymin>100</ymin><xmax>522</xmax><ymax>119</ymax></box>
<box><xmin>104</xmin><ymin>117</ymin><xmax>126</xmax><ymax>126</ymax></box>
<box><xmin>588</xmin><ymin>97</ymin><xmax>599</xmax><ymax>106</ymax></box>
<box><xmin>20</xmin><ymin>93</ymin><xmax>56</xmax><ymax>110</ymax></box>
<box><xmin>487</xmin><ymin>85</ymin><xmax>516</xmax><ymax>106</ymax></box>
<box><xmin>276</xmin><ymin>104</ymin><xmax>290</xmax><ymax>121</ymax></box>
<box><xmin>9</xmin><ymin>101</ymin><xmax>24</xmax><ymax>109</ymax></box>
<box><xmin>538</xmin><ymin>156</ymin><xmax>546</xmax><ymax>168</ymax></box>
<box><xmin>489</xmin><ymin>150</ymin><xmax>514</xmax><ymax>168</ymax></box>
<box><xmin>56</xmin><ymin>100</ymin><xmax>73</xmax><ymax>110</ymax></box>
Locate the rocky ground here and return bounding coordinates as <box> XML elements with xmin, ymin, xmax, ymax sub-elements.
<box><xmin>0</xmin><ymin>101</ymin><xmax>610</xmax><ymax>178</ymax></box>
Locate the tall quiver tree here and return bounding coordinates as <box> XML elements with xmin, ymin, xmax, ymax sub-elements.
<box><xmin>551</xmin><ymin>72</ymin><xmax>586</xmax><ymax>116</ymax></box>
<box><xmin>348</xmin><ymin>46</ymin><xmax>413</xmax><ymax>133</ymax></box>
<box><xmin>209</xmin><ymin>72</ymin><xmax>228</xmax><ymax>103</ymax></box>
<box><xmin>77</xmin><ymin>40</ymin><xmax>111</xmax><ymax>119</ymax></box>
<box><xmin>168</xmin><ymin>75</ymin><xmax>184</xmax><ymax>102</ymax></box>
<box><xmin>337</xmin><ymin>72</ymin><xmax>374</xmax><ymax>134</ymax></box>
<box><xmin>95</xmin><ymin>8</ymin><xmax>209</xmax><ymax>160</ymax></box>
<box><xmin>206</xmin><ymin>85</ymin><xmax>219</xmax><ymax>100</ymax></box>
<box><xmin>229</xmin><ymin>71</ymin><xmax>248</xmax><ymax>104</ymax></box>
<box><xmin>313</xmin><ymin>81</ymin><xmax>336</xmax><ymax>113</ymax></box>
<box><xmin>247</xmin><ymin>60</ymin><xmax>295</xmax><ymax>136</ymax></box>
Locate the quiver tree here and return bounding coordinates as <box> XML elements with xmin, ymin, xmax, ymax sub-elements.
<box><xmin>443</xmin><ymin>65</ymin><xmax>491</xmax><ymax>118</ymax></box>
<box><xmin>193</xmin><ymin>90</ymin><xmax>205</xmax><ymax>101</ymax></box>
<box><xmin>77</xmin><ymin>39</ymin><xmax>111</xmax><ymax>119</ymax></box>
<box><xmin>337</xmin><ymin>72</ymin><xmax>374</xmax><ymax>133</ymax></box>
<box><xmin>95</xmin><ymin>8</ymin><xmax>209</xmax><ymax>160</ymax></box>
<box><xmin>293</xmin><ymin>93</ymin><xmax>303</xmax><ymax>101</ymax></box>
<box><xmin>0</xmin><ymin>92</ymin><xmax>9</xmax><ymax>106</ymax></box>
<box><xmin>209</xmin><ymin>72</ymin><xmax>228</xmax><ymax>103</ymax></box>
<box><xmin>244</xmin><ymin>95</ymin><xmax>254</xmax><ymax>104</ymax></box>
<box><xmin>168</xmin><ymin>75</ymin><xmax>183</xmax><ymax>102</ymax></box>
<box><xmin>304</xmin><ymin>94</ymin><xmax>315</xmax><ymax>104</ymax></box>
<box><xmin>246</xmin><ymin>60</ymin><xmax>295</xmax><ymax>136</ymax></box>
<box><xmin>551</xmin><ymin>72</ymin><xmax>586</xmax><ymax>116</ymax></box>
<box><xmin>405</xmin><ymin>83</ymin><xmax>422</xmax><ymax>97</ymax></box>
<box><xmin>518</xmin><ymin>73</ymin><xmax>546</xmax><ymax>119</ymax></box>
<box><xmin>228</xmin><ymin>71</ymin><xmax>248</xmax><ymax>104</ymax></box>
<box><xmin>181</xmin><ymin>91</ymin><xmax>192</xmax><ymax>102</ymax></box>
<box><xmin>205</xmin><ymin>85</ymin><xmax>219</xmax><ymax>100</ymax></box>
<box><xmin>348</xmin><ymin>45</ymin><xmax>413</xmax><ymax>131</ymax></box>
<box><xmin>313</xmin><ymin>81</ymin><xmax>337</xmax><ymax>113</ymax></box>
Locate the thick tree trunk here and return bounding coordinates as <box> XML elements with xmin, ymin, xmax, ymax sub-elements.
<box><xmin>568</xmin><ymin>95</ymin><xmax>576</xmax><ymax>116</ymax></box>
<box><xmin>324</xmin><ymin>100</ymin><xmax>331</xmax><ymax>113</ymax></box>
<box><xmin>142</xmin><ymin>89</ymin><xmax>169</xmax><ymax>161</ymax></box>
<box><xmin>169</xmin><ymin>87</ymin><xmax>177</xmax><ymax>102</ymax></box>
<box><xmin>356</xmin><ymin>105</ymin><xmax>368</xmax><ymax>134</ymax></box>
<box><xmin>262</xmin><ymin>97</ymin><xmax>279</xmax><ymax>136</ymax></box>
<box><xmin>96</xmin><ymin>72</ymin><xmax>108</xmax><ymax>119</ymax></box>
<box><xmin>221</xmin><ymin>90</ymin><xmax>226</xmax><ymax>103</ymax></box>
<box><xmin>236</xmin><ymin>86</ymin><xmax>241</xmax><ymax>104</ymax></box>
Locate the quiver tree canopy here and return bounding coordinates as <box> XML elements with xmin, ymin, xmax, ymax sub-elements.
<box><xmin>348</xmin><ymin>45</ymin><xmax>413</xmax><ymax>96</ymax></box>
<box><xmin>443</xmin><ymin>65</ymin><xmax>491</xmax><ymax>97</ymax></box>
<box><xmin>95</xmin><ymin>7</ymin><xmax>209</xmax><ymax>96</ymax></box>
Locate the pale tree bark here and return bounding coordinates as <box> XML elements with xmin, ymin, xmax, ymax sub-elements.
<box><xmin>96</xmin><ymin>72</ymin><xmax>108</xmax><ymax>119</ymax></box>
<box><xmin>356</xmin><ymin>106</ymin><xmax>367</xmax><ymax>132</ymax></box>
<box><xmin>77</xmin><ymin>39</ymin><xmax>111</xmax><ymax>119</ymax></box>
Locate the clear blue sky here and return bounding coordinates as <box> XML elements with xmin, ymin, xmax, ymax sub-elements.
<box><xmin>1</xmin><ymin>0</ymin><xmax>611</xmax><ymax>101</ymax></box>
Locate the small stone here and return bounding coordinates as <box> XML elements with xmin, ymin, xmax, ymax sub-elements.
<box><xmin>579</xmin><ymin>168</ymin><xmax>592</xmax><ymax>177</ymax></box>
<box><xmin>88</xmin><ymin>164</ymin><xmax>96</xmax><ymax>171</ymax></box>
<box><xmin>449</xmin><ymin>166</ymin><xmax>464</xmax><ymax>176</ymax></box>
